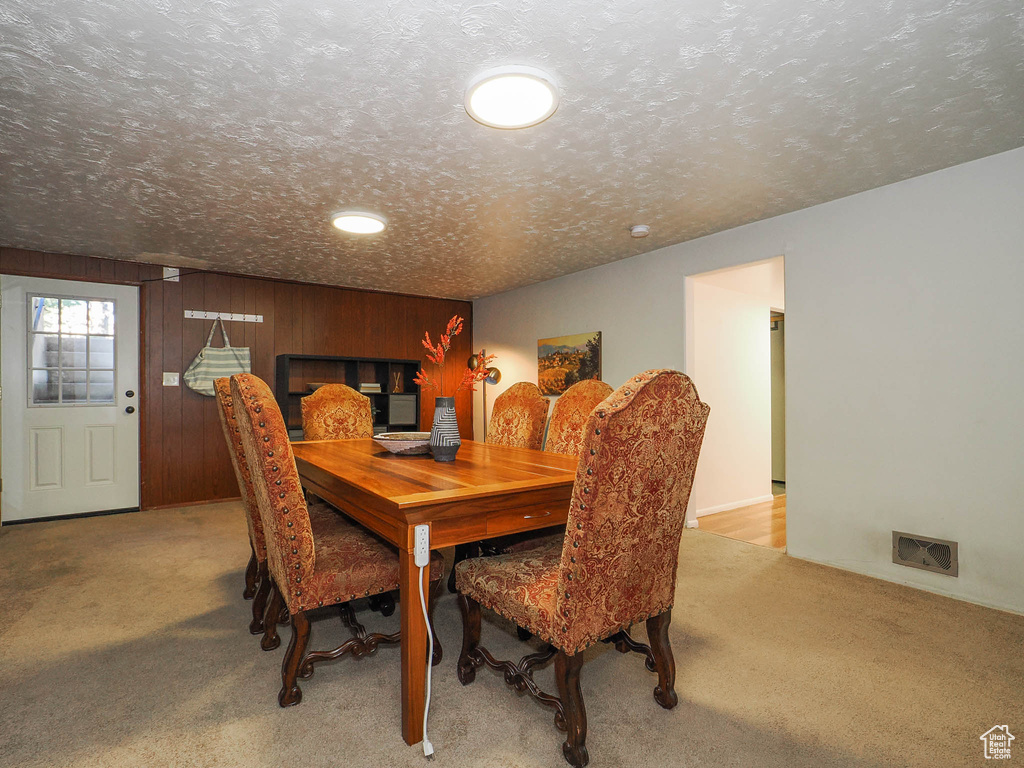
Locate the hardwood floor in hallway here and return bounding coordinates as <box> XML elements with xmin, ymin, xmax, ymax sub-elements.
<box><xmin>698</xmin><ymin>493</ymin><xmax>787</xmax><ymax>550</ymax></box>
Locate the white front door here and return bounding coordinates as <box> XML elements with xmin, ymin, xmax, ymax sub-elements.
<box><xmin>1</xmin><ymin>276</ymin><xmax>140</xmax><ymax>522</ymax></box>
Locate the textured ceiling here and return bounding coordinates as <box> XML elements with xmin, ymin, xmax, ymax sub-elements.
<box><xmin>1</xmin><ymin>0</ymin><xmax>1022</xmax><ymax>300</ymax></box>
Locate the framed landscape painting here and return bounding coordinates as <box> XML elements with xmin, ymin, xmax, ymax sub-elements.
<box><xmin>538</xmin><ymin>331</ymin><xmax>602</xmax><ymax>395</ymax></box>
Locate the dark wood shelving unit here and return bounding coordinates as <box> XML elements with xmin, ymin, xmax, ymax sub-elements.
<box><xmin>275</xmin><ymin>354</ymin><xmax>421</xmax><ymax>438</ymax></box>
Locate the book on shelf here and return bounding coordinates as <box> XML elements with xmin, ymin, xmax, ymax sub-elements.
<box><xmin>359</xmin><ymin>382</ymin><xmax>382</xmax><ymax>393</ymax></box>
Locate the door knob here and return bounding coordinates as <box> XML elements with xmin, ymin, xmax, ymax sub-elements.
<box><xmin>125</xmin><ymin>406</ymin><xmax>136</xmax><ymax>414</ymax></box>
<box><xmin>126</xmin><ymin>390</ymin><xmax>135</xmax><ymax>398</ymax></box>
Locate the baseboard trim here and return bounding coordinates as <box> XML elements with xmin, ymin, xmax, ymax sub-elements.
<box><xmin>3</xmin><ymin>506</ymin><xmax>141</xmax><ymax>526</ymax></box>
<box><xmin>696</xmin><ymin>494</ymin><xmax>774</xmax><ymax>517</ymax></box>
<box><xmin>143</xmin><ymin>497</ymin><xmax>241</xmax><ymax>512</ymax></box>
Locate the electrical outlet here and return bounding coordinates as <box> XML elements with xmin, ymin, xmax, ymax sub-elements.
<box><xmin>163</xmin><ymin>372</ymin><xmax>179</xmax><ymax>386</ymax></box>
<box><xmin>414</xmin><ymin>524</ymin><xmax>430</xmax><ymax>567</ymax></box>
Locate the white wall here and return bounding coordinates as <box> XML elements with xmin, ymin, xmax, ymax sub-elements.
<box><xmin>688</xmin><ymin>279</ymin><xmax>773</xmax><ymax>516</ymax></box>
<box><xmin>474</xmin><ymin>146</ymin><xmax>1024</xmax><ymax>614</ymax></box>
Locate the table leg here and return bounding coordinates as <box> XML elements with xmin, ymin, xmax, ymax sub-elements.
<box><xmin>400</xmin><ymin>546</ymin><xmax>429</xmax><ymax>745</ymax></box>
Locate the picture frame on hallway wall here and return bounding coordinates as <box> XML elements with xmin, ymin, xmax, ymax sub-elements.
<box><xmin>538</xmin><ymin>331</ymin><xmax>602</xmax><ymax>395</ymax></box>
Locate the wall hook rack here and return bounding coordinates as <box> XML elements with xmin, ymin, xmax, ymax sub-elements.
<box><xmin>184</xmin><ymin>309</ymin><xmax>263</xmax><ymax>323</ymax></box>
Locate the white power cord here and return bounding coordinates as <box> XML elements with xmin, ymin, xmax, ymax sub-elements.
<box><xmin>414</xmin><ymin>524</ymin><xmax>434</xmax><ymax>760</ymax></box>
<box><xmin>418</xmin><ymin>563</ymin><xmax>434</xmax><ymax>760</ymax></box>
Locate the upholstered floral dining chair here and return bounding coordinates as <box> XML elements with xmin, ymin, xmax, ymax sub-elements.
<box><xmin>214</xmin><ymin>377</ymin><xmax>276</xmax><ymax>635</ymax></box>
<box><xmin>300</xmin><ymin>383</ymin><xmax>373</xmax><ymax>441</ymax></box>
<box><xmin>445</xmin><ymin>380</ymin><xmax>553</xmax><ymax>593</ymax></box>
<box><xmin>544</xmin><ymin>379</ymin><xmax>614</xmax><ymax>455</ymax></box>
<box><xmin>486</xmin><ymin>381</ymin><xmax>549</xmax><ymax>450</ymax></box>
<box><xmin>455</xmin><ymin>369</ymin><xmax>710</xmax><ymax>767</ymax></box>
<box><xmin>494</xmin><ymin>378</ymin><xmax>618</xmax><ymax>593</ymax></box>
<box><xmin>231</xmin><ymin>373</ymin><xmax>443</xmax><ymax>707</ymax></box>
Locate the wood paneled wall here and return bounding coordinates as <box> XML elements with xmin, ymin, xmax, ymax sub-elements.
<box><xmin>0</xmin><ymin>248</ymin><xmax>474</xmax><ymax>509</ymax></box>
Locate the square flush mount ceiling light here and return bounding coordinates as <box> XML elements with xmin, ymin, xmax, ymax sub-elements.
<box><xmin>465</xmin><ymin>65</ymin><xmax>559</xmax><ymax>129</ymax></box>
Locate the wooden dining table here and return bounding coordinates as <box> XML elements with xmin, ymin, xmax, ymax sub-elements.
<box><xmin>290</xmin><ymin>437</ymin><xmax>579</xmax><ymax>746</ymax></box>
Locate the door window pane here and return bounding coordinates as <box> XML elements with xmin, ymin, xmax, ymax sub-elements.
<box><xmin>32</xmin><ymin>369</ymin><xmax>60</xmax><ymax>403</ymax></box>
<box><xmin>89</xmin><ymin>336</ymin><xmax>114</xmax><ymax>369</ymax></box>
<box><xmin>60</xmin><ymin>335</ymin><xmax>88</xmax><ymax>368</ymax></box>
<box><xmin>59</xmin><ymin>299</ymin><xmax>88</xmax><ymax>334</ymax></box>
<box><xmin>60</xmin><ymin>370</ymin><xmax>88</xmax><ymax>403</ymax></box>
<box><xmin>88</xmin><ymin>370</ymin><xmax>115</xmax><ymax>403</ymax></box>
<box><xmin>29</xmin><ymin>294</ymin><xmax>118</xmax><ymax>405</ymax></box>
<box><xmin>31</xmin><ymin>297</ymin><xmax>60</xmax><ymax>332</ymax></box>
<box><xmin>30</xmin><ymin>334</ymin><xmax>60</xmax><ymax>368</ymax></box>
<box><xmin>88</xmin><ymin>301</ymin><xmax>115</xmax><ymax>335</ymax></box>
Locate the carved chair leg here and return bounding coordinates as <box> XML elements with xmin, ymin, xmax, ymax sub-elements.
<box><xmin>261</xmin><ymin>581</ymin><xmax>283</xmax><ymax>651</ymax></box>
<box><xmin>554</xmin><ymin>650</ymin><xmax>589</xmax><ymax>768</ymax></box>
<box><xmin>646</xmin><ymin>609</ymin><xmax>677</xmax><ymax>709</ymax></box>
<box><xmin>243</xmin><ymin>548</ymin><xmax>260</xmax><ymax>600</ymax></box>
<box><xmin>429</xmin><ymin>578</ymin><xmax>443</xmax><ymax>666</ymax></box>
<box><xmin>368</xmin><ymin>591</ymin><xmax>396</xmax><ymax>617</ymax></box>
<box><xmin>457</xmin><ymin>594</ymin><xmax>482</xmax><ymax>685</ymax></box>
<box><xmin>277</xmin><ymin>602</ymin><xmax>291</xmax><ymax>625</ymax></box>
<box><xmin>279</xmin><ymin>610</ymin><xmax>311</xmax><ymax>707</ymax></box>
<box><xmin>249</xmin><ymin>561</ymin><xmax>271</xmax><ymax>635</ymax></box>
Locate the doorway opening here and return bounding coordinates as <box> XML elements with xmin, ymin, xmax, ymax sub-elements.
<box><xmin>684</xmin><ymin>256</ymin><xmax>786</xmax><ymax>550</ymax></box>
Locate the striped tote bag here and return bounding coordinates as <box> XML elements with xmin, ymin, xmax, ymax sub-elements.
<box><xmin>183</xmin><ymin>318</ymin><xmax>251</xmax><ymax>396</ymax></box>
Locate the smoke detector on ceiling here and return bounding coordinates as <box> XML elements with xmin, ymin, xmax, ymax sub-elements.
<box><xmin>630</xmin><ymin>225</ymin><xmax>650</xmax><ymax>238</ymax></box>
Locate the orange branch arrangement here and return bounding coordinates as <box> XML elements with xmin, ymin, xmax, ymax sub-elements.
<box><xmin>413</xmin><ymin>315</ymin><xmax>495</xmax><ymax>397</ymax></box>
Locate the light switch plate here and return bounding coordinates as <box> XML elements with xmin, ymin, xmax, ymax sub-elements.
<box><xmin>163</xmin><ymin>372</ymin><xmax>180</xmax><ymax>386</ymax></box>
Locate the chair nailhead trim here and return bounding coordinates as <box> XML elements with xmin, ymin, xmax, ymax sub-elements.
<box><xmin>275</xmin><ymin>480</ymin><xmax>282</xmax><ymax>485</ymax></box>
<box><xmin>565</xmin><ymin>592</ymin><xmax>570</xmax><ymax>599</ymax></box>
<box><xmin>268</xmin><ymin>451</ymin><xmax>274</xmax><ymax>457</ymax></box>
<box><xmin>290</xmin><ymin>535</ymin><xmax>296</xmax><ymax>540</ymax></box>
<box><xmin>583</xmin><ymin>488</ymin><xmax>589</xmax><ymax>494</ymax></box>
<box><xmin>272</xmin><ymin>466</ymin><xmax>279</xmax><ymax>472</ymax></box>
<box><xmin>292</xmin><ymin>549</ymin><xmax>297</xmax><ymax>554</ymax></box>
<box><xmin>586</xmin><ymin>468</ymin><xmax>592</xmax><ymax>475</ymax></box>
<box><xmin>576</xmin><ymin>523</ymin><xmax>582</xmax><ymax>530</ymax></box>
<box><xmin>566</xmin><ymin>573</ymin><xmax>573</xmax><ymax>580</ymax></box>
<box><xmin>595</xmin><ymin>428</ymin><xmax>601</xmax><ymax>435</ymax></box>
<box><xmin>573</xmin><ymin>541</ymin><xmax>579</xmax><ymax>548</ymax></box>
<box><xmin>580</xmin><ymin>503</ymin><xmax>585</xmax><ymax>510</ymax></box>
<box><xmin>296</xmin><ymin>577</ymin><xmax>301</xmax><ymax>583</ymax></box>
<box><xmin>590</xmin><ymin>448</ymin><xmax>595</xmax><ymax>455</ymax></box>
<box><xmin>279</xmin><ymin>492</ymin><xmax>285</xmax><ymax>498</ymax></box>
<box><xmin>287</xmin><ymin>521</ymin><xmax>293</xmax><ymax>527</ymax></box>
<box><xmin>263</xmin><ymin>436</ymin><xmax>270</xmax><ymax>442</ymax></box>
<box><xmin>570</xmin><ymin>557</ymin><xmax>576</xmax><ymax>563</ymax></box>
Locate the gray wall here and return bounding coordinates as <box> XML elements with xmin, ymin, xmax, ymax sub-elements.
<box><xmin>474</xmin><ymin>146</ymin><xmax>1024</xmax><ymax>614</ymax></box>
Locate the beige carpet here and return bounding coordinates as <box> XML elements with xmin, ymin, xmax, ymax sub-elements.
<box><xmin>1</xmin><ymin>502</ymin><xmax>1021</xmax><ymax>768</ymax></box>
